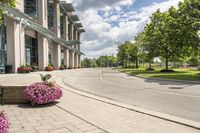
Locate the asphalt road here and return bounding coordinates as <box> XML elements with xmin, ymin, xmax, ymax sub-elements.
<box><xmin>64</xmin><ymin>68</ymin><xmax>200</xmax><ymax>122</ymax></box>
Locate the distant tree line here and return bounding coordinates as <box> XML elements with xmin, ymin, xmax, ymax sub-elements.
<box><xmin>81</xmin><ymin>56</ymin><xmax>118</xmax><ymax>68</ymax></box>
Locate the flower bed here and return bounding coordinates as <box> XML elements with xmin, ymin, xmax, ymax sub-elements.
<box><xmin>0</xmin><ymin>111</ymin><xmax>9</xmax><ymax>133</ymax></box>
<box><xmin>24</xmin><ymin>74</ymin><xmax>63</xmax><ymax>105</ymax></box>
<box><xmin>17</xmin><ymin>66</ymin><xmax>33</xmax><ymax>73</ymax></box>
<box><xmin>24</xmin><ymin>82</ymin><xmax>62</xmax><ymax>105</ymax></box>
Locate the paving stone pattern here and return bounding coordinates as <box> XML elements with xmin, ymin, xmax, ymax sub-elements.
<box><xmin>0</xmin><ymin>105</ymin><xmax>106</xmax><ymax>133</ymax></box>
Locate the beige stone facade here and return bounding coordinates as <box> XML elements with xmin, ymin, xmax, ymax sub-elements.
<box><xmin>0</xmin><ymin>0</ymin><xmax>84</xmax><ymax>73</ymax></box>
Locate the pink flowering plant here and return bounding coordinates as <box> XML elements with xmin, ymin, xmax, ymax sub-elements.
<box><xmin>0</xmin><ymin>111</ymin><xmax>9</xmax><ymax>133</ymax></box>
<box><xmin>24</xmin><ymin>74</ymin><xmax>63</xmax><ymax>105</ymax></box>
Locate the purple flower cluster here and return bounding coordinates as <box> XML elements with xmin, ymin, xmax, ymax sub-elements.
<box><xmin>24</xmin><ymin>82</ymin><xmax>63</xmax><ymax>105</ymax></box>
<box><xmin>0</xmin><ymin>111</ymin><xmax>9</xmax><ymax>133</ymax></box>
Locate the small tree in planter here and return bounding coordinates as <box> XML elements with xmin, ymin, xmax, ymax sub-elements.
<box><xmin>0</xmin><ymin>111</ymin><xmax>9</xmax><ymax>133</ymax></box>
<box><xmin>24</xmin><ymin>74</ymin><xmax>63</xmax><ymax>105</ymax></box>
<box><xmin>31</xmin><ymin>66</ymin><xmax>39</xmax><ymax>72</ymax></box>
<box><xmin>59</xmin><ymin>65</ymin><xmax>66</xmax><ymax>70</ymax></box>
<box><xmin>17</xmin><ymin>65</ymin><xmax>33</xmax><ymax>73</ymax></box>
<box><xmin>45</xmin><ymin>64</ymin><xmax>54</xmax><ymax>71</ymax></box>
<box><xmin>68</xmin><ymin>66</ymin><xmax>73</xmax><ymax>69</ymax></box>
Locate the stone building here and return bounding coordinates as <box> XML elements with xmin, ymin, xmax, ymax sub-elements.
<box><xmin>0</xmin><ymin>0</ymin><xmax>85</xmax><ymax>73</ymax></box>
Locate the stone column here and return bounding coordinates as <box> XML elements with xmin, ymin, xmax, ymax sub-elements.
<box><xmin>63</xmin><ymin>15</ymin><xmax>69</xmax><ymax>40</ymax></box>
<box><xmin>64</xmin><ymin>49</ymin><xmax>69</xmax><ymax>68</ymax></box>
<box><xmin>74</xmin><ymin>53</ymin><xmax>79</xmax><ymax>68</ymax></box>
<box><xmin>38</xmin><ymin>0</ymin><xmax>48</xmax><ymax>28</ymax></box>
<box><xmin>51</xmin><ymin>0</ymin><xmax>61</xmax><ymax>69</ymax></box>
<box><xmin>38</xmin><ymin>0</ymin><xmax>49</xmax><ymax>70</ymax></box>
<box><xmin>54</xmin><ymin>43</ymin><xmax>61</xmax><ymax>69</ymax></box>
<box><xmin>69</xmin><ymin>50</ymin><xmax>74</xmax><ymax>68</ymax></box>
<box><xmin>69</xmin><ymin>23</ymin><xmax>73</xmax><ymax>40</ymax></box>
<box><xmin>74</xmin><ymin>53</ymin><xmax>77</xmax><ymax>68</ymax></box>
<box><xmin>38</xmin><ymin>34</ymin><xmax>49</xmax><ymax>70</ymax></box>
<box><xmin>53</xmin><ymin>0</ymin><xmax>61</xmax><ymax>37</ymax></box>
<box><xmin>5</xmin><ymin>17</ymin><xmax>25</xmax><ymax>73</ymax></box>
<box><xmin>20</xmin><ymin>24</ymin><xmax>25</xmax><ymax>66</ymax></box>
<box><xmin>78</xmin><ymin>54</ymin><xmax>81</xmax><ymax>67</ymax></box>
<box><xmin>77</xmin><ymin>32</ymin><xmax>81</xmax><ymax>67</ymax></box>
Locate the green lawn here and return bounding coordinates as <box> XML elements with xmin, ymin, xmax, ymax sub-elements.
<box><xmin>117</xmin><ymin>68</ymin><xmax>200</xmax><ymax>81</ymax></box>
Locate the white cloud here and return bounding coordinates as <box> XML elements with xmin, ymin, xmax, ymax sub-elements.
<box><xmin>73</xmin><ymin>0</ymin><xmax>134</xmax><ymax>11</ymax></box>
<box><xmin>71</xmin><ymin>0</ymin><xmax>183</xmax><ymax>58</ymax></box>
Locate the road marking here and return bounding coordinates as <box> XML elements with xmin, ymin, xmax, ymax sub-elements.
<box><xmin>100</xmin><ymin>71</ymin><xmax>128</xmax><ymax>87</ymax></box>
<box><xmin>100</xmin><ymin>70</ymin><xmax>200</xmax><ymax>98</ymax></box>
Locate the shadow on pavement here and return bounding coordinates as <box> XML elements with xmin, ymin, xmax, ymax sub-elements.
<box><xmin>17</xmin><ymin>101</ymin><xmax>59</xmax><ymax>109</ymax></box>
<box><xmin>143</xmin><ymin>78</ymin><xmax>197</xmax><ymax>88</ymax></box>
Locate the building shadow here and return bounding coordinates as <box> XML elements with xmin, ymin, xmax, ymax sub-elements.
<box><xmin>17</xmin><ymin>101</ymin><xmax>59</xmax><ymax>109</ymax></box>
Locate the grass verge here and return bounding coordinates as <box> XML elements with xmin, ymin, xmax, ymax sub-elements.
<box><xmin>117</xmin><ymin>68</ymin><xmax>200</xmax><ymax>82</ymax></box>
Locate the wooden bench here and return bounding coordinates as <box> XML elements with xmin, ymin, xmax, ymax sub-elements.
<box><xmin>0</xmin><ymin>86</ymin><xmax>3</xmax><ymax>105</ymax></box>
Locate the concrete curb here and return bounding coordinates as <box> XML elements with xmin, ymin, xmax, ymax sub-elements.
<box><xmin>57</xmin><ymin>78</ymin><xmax>200</xmax><ymax>130</ymax></box>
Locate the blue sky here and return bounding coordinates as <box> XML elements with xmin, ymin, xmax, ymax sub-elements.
<box><xmin>69</xmin><ymin>0</ymin><xmax>183</xmax><ymax>58</ymax></box>
<box><xmin>133</xmin><ymin>0</ymin><xmax>165</xmax><ymax>10</ymax></box>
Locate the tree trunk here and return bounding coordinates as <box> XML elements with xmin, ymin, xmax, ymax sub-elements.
<box><xmin>136</xmin><ymin>57</ymin><xmax>139</xmax><ymax>69</ymax></box>
<box><xmin>122</xmin><ymin>60</ymin><xmax>124</xmax><ymax>68</ymax></box>
<box><xmin>149</xmin><ymin>62</ymin><xmax>152</xmax><ymax>69</ymax></box>
<box><xmin>165</xmin><ymin>51</ymin><xmax>169</xmax><ymax>71</ymax></box>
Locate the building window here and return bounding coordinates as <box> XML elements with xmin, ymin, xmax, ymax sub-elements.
<box><xmin>0</xmin><ymin>25</ymin><xmax>6</xmax><ymax>73</ymax></box>
<box><xmin>68</xmin><ymin>23</ymin><xmax>72</xmax><ymax>40</ymax></box>
<box><xmin>25</xmin><ymin>35</ymin><xmax>38</xmax><ymax>66</ymax></box>
<box><xmin>60</xmin><ymin>16</ymin><xmax>64</xmax><ymax>38</ymax></box>
<box><xmin>24</xmin><ymin>0</ymin><xmax>38</xmax><ymax>17</ymax></box>
<box><xmin>48</xmin><ymin>47</ymin><xmax>52</xmax><ymax>65</ymax></box>
<box><xmin>48</xmin><ymin>0</ymin><xmax>54</xmax><ymax>30</ymax></box>
<box><xmin>73</xmin><ymin>28</ymin><xmax>76</xmax><ymax>40</ymax></box>
<box><xmin>61</xmin><ymin>49</ymin><xmax>64</xmax><ymax>65</ymax></box>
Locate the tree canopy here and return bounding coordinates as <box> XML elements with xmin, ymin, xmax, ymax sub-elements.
<box><xmin>0</xmin><ymin>0</ymin><xmax>16</xmax><ymax>23</ymax></box>
<box><xmin>116</xmin><ymin>0</ymin><xmax>200</xmax><ymax>71</ymax></box>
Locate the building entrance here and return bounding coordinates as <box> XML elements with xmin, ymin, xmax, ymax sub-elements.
<box><xmin>25</xmin><ymin>35</ymin><xmax>38</xmax><ymax>66</ymax></box>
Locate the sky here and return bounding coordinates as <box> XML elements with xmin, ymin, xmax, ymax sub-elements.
<box><xmin>67</xmin><ymin>0</ymin><xmax>183</xmax><ymax>58</ymax></box>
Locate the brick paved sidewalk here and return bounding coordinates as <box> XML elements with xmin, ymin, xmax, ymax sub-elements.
<box><xmin>0</xmin><ymin>104</ymin><xmax>106</xmax><ymax>133</ymax></box>
<box><xmin>0</xmin><ymin>70</ymin><xmax>200</xmax><ymax>133</ymax></box>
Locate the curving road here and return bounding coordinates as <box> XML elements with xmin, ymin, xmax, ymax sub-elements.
<box><xmin>64</xmin><ymin>68</ymin><xmax>200</xmax><ymax>122</ymax></box>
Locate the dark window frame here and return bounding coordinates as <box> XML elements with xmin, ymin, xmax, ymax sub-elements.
<box><xmin>48</xmin><ymin>0</ymin><xmax>54</xmax><ymax>30</ymax></box>
<box><xmin>60</xmin><ymin>15</ymin><xmax>64</xmax><ymax>38</ymax></box>
<box><xmin>0</xmin><ymin>25</ymin><xmax>6</xmax><ymax>73</ymax></box>
<box><xmin>61</xmin><ymin>49</ymin><xmax>64</xmax><ymax>65</ymax></box>
<box><xmin>25</xmin><ymin>35</ymin><xmax>38</xmax><ymax>66</ymax></box>
<box><xmin>24</xmin><ymin>0</ymin><xmax>39</xmax><ymax>18</ymax></box>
